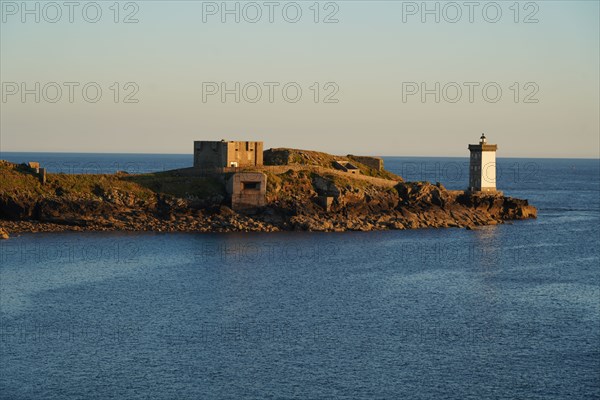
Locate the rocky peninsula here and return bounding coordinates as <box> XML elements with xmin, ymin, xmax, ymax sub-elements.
<box><xmin>0</xmin><ymin>149</ymin><xmax>536</xmax><ymax>238</ymax></box>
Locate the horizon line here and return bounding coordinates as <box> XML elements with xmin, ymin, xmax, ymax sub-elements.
<box><xmin>1</xmin><ymin>150</ymin><xmax>599</xmax><ymax>160</ymax></box>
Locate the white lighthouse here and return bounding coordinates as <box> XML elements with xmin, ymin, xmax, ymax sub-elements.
<box><xmin>468</xmin><ymin>133</ymin><xmax>498</xmax><ymax>193</ymax></box>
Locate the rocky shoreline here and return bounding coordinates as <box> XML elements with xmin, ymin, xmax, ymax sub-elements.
<box><xmin>0</xmin><ymin>160</ymin><xmax>537</xmax><ymax>239</ymax></box>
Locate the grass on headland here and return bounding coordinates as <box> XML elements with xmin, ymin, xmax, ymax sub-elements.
<box><xmin>0</xmin><ymin>161</ymin><xmax>224</xmax><ymax>201</ymax></box>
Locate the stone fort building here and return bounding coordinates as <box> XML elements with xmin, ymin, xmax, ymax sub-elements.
<box><xmin>194</xmin><ymin>140</ymin><xmax>263</xmax><ymax>169</ymax></box>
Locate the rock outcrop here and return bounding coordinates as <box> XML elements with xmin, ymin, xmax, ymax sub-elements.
<box><xmin>0</xmin><ymin>158</ymin><xmax>536</xmax><ymax>236</ymax></box>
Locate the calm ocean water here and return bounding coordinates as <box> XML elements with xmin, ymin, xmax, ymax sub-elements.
<box><xmin>1</xmin><ymin>153</ymin><xmax>599</xmax><ymax>399</ymax></box>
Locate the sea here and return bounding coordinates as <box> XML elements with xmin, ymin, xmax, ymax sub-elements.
<box><xmin>0</xmin><ymin>152</ymin><xmax>599</xmax><ymax>400</ymax></box>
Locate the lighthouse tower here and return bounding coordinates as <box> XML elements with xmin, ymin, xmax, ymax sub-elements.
<box><xmin>468</xmin><ymin>134</ymin><xmax>498</xmax><ymax>193</ymax></box>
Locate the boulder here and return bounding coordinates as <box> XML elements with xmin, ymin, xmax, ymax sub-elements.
<box><xmin>311</xmin><ymin>175</ymin><xmax>341</xmax><ymax>197</ymax></box>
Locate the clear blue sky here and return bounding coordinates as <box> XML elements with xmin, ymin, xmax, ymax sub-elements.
<box><xmin>1</xmin><ymin>1</ymin><xmax>598</xmax><ymax>157</ymax></box>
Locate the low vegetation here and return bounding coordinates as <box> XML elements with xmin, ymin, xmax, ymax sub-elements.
<box><xmin>0</xmin><ymin>161</ymin><xmax>223</xmax><ymax>202</ymax></box>
<box><xmin>263</xmin><ymin>148</ymin><xmax>402</xmax><ymax>181</ymax></box>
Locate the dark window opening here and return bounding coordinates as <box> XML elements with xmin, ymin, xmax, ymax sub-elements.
<box><xmin>242</xmin><ymin>182</ymin><xmax>260</xmax><ymax>190</ymax></box>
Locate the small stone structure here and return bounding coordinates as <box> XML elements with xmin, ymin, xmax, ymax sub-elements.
<box><xmin>226</xmin><ymin>172</ymin><xmax>267</xmax><ymax>212</ymax></box>
<box><xmin>468</xmin><ymin>133</ymin><xmax>497</xmax><ymax>193</ymax></box>
<box><xmin>316</xmin><ymin>196</ymin><xmax>334</xmax><ymax>211</ymax></box>
<box><xmin>38</xmin><ymin>168</ymin><xmax>46</xmax><ymax>185</ymax></box>
<box><xmin>348</xmin><ymin>155</ymin><xmax>384</xmax><ymax>171</ymax></box>
<box><xmin>25</xmin><ymin>162</ymin><xmax>45</xmax><ymax>184</ymax></box>
<box><xmin>194</xmin><ymin>140</ymin><xmax>263</xmax><ymax>169</ymax></box>
<box><xmin>333</xmin><ymin>160</ymin><xmax>360</xmax><ymax>174</ymax></box>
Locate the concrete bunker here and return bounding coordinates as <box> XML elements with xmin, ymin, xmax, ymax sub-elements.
<box><xmin>194</xmin><ymin>140</ymin><xmax>263</xmax><ymax>169</ymax></box>
<box><xmin>333</xmin><ymin>160</ymin><xmax>360</xmax><ymax>174</ymax></box>
<box><xmin>226</xmin><ymin>172</ymin><xmax>267</xmax><ymax>212</ymax></box>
